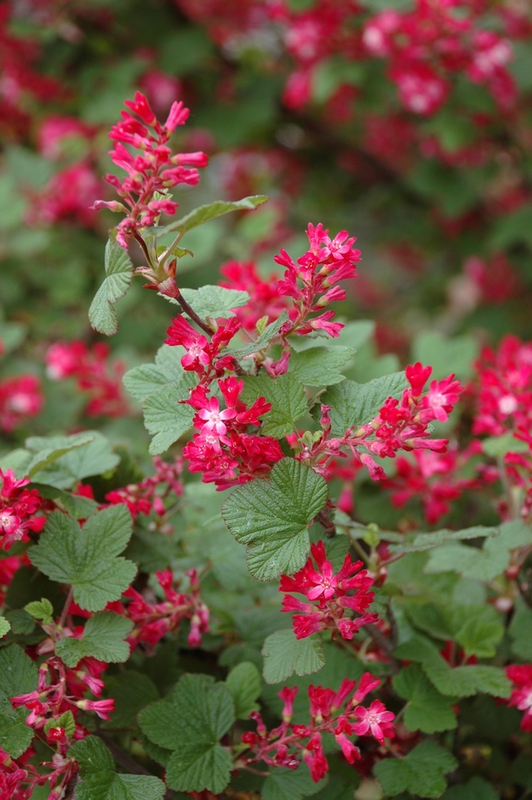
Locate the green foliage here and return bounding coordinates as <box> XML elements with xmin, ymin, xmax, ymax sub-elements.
<box><xmin>222</xmin><ymin>458</ymin><xmax>328</xmax><ymax>579</ymax></box>
<box><xmin>375</xmin><ymin>740</ymin><xmax>457</xmax><ymax>798</ymax></box>
<box><xmin>160</xmin><ymin>195</ymin><xmax>269</xmax><ymax>236</ymax></box>
<box><xmin>70</xmin><ymin>736</ymin><xmax>166</xmax><ymax>800</ymax></box>
<box><xmin>262</xmin><ymin>768</ymin><xmax>328</xmax><ymax>800</ymax></box>
<box><xmin>55</xmin><ymin>612</ymin><xmax>134</xmax><ymax>667</ymax></box>
<box><xmin>241</xmin><ymin>373</ymin><xmax>308</xmax><ymax>438</ymax></box>
<box><xmin>262</xmin><ymin>630</ymin><xmax>325</xmax><ymax>684</ymax></box>
<box><xmin>0</xmin><ymin>645</ymin><xmax>38</xmax><ymax>757</ymax></box>
<box><xmin>392</xmin><ymin>664</ymin><xmax>458</xmax><ymax>733</ymax></box>
<box><xmin>321</xmin><ymin>372</ymin><xmax>408</xmax><ymax>436</ymax></box>
<box><xmin>225</xmin><ymin>662</ymin><xmax>261</xmax><ymax>718</ymax></box>
<box><xmin>179</xmin><ymin>285</ymin><xmax>250</xmax><ymax>319</ymax></box>
<box><xmin>289</xmin><ymin>346</ymin><xmax>355</xmax><ymax>386</ymax></box>
<box><xmin>89</xmin><ymin>234</ymin><xmax>134</xmax><ymax>335</ymax></box>
<box><xmin>29</xmin><ymin>506</ymin><xmax>137</xmax><ymax>612</ymax></box>
<box><xmin>138</xmin><ymin>674</ymin><xmax>235</xmax><ymax>794</ymax></box>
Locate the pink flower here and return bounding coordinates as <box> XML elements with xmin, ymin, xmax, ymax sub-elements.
<box><xmin>352</xmin><ymin>699</ymin><xmax>396</xmax><ymax>744</ymax></box>
<box><xmin>506</xmin><ymin>664</ymin><xmax>532</xmax><ymax>732</ymax></box>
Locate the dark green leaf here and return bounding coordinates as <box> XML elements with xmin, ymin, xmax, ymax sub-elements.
<box><xmin>55</xmin><ymin>612</ymin><xmax>133</xmax><ymax>667</ymax></box>
<box><xmin>225</xmin><ymin>662</ymin><xmax>261</xmax><ymax>719</ymax></box>
<box><xmin>222</xmin><ymin>459</ymin><xmax>328</xmax><ymax>580</ymax></box>
<box><xmin>375</xmin><ymin>740</ymin><xmax>457</xmax><ymax>798</ymax></box>
<box><xmin>262</xmin><ymin>630</ymin><xmax>325</xmax><ymax>684</ymax></box>
<box><xmin>392</xmin><ymin>664</ymin><xmax>457</xmax><ymax>733</ymax></box>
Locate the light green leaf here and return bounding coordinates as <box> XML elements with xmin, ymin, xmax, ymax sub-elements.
<box><xmin>262</xmin><ymin>630</ymin><xmax>325</xmax><ymax>684</ymax></box>
<box><xmin>412</xmin><ymin>331</ymin><xmax>478</xmax><ymax>381</ymax></box>
<box><xmin>321</xmin><ymin>372</ymin><xmax>408</xmax><ymax>437</ymax></box>
<box><xmin>139</xmin><ymin>674</ymin><xmax>235</xmax><ymax>795</ymax></box>
<box><xmin>180</xmin><ymin>285</ymin><xmax>250</xmax><ymax>319</ymax></box>
<box><xmin>70</xmin><ymin>736</ymin><xmax>166</xmax><ymax>800</ymax></box>
<box><xmin>0</xmin><ymin>617</ymin><xmax>10</xmax><ymax>637</ymax></box>
<box><xmin>453</xmin><ymin>607</ymin><xmax>504</xmax><ymax>658</ymax></box>
<box><xmin>25</xmin><ymin>598</ymin><xmax>54</xmax><ymax>624</ymax></box>
<box><xmin>26</xmin><ymin>432</ymin><xmax>97</xmax><ymax>479</ymax></box>
<box><xmin>55</xmin><ymin>612</ymin><xmax>133</xmax><ymax>667</ymax></box>
<box><xmin>226</xmin><ymin>311</ymin><xmax>289</xmax><ymax>359</ymax></box>
<box><xmin>225</xmin><ymin>662</ymin><xmax>261</xmax><ymax>719</ymax></box>
<box><xmin>0</xmin><ymin>645</ymin><xmax>38</xmax><ymax>756</ymax></box>
<box><xmin>389</xmin><ymin>525</ymin><xmax>501</xmax><ymax>555</ymax></box>
<box><xmin>123</xmin><ymin>344</ymin><xmax>188</xmax><ymax>403</ymax></box>
<box><xmin>31</xmin><ymin>484</ymin><xmax>99</xmax><ymax>520</ymax></box>
<box><xmin>375</xmin><ymin>740</ymin><xmax>457</xmax><ymax>799</ymax></box>
<box><xmin>222</xmin><ymin>459</ymin><xmax>328</xmax><ymax>580</ymax></box>
<box><xmin>392</xmin><ymin>664</ymin><xmax>457</xmax><ymax>733</ymax></box>
<box><xmin>289</xmin><ymin>346</ymin><xmax>355</xmax><ymax>386</ymax></box>
<box><xmin>29</xmin><ymin>506</ymin><xmax>137</xmax><ymax>612</ymax></box>
<box><xmin>395</xmin><ymin>636</ymin><xmax>511</xmax><ymax>698</ymax></box>
<box><xmin>89</xmin><ymin>234</ymin><xmax>134</xmax><ymax>335</ymax></box>
<box><xmin>160</xmin><ymin>195</ymin><xmax>268</xmax><ymax>235</ymax></box>
<box><xmin>29</xmin><ymin>432</ymin><xmax>120</xmax><ymax>490</ymax></box>
<box><xmin>45</xmin><ymin>710</ymin><xmax>75</xmax><ymax>739</ymax></box>
<box><xmin>143</xmin><ymin>383</ymin><xmax>195</xmax><ymax>455</ymax></box>
<box><xmin>241</xmin><ymin>373</ymin><xmax>308</xmax><ymax>438</ymax></box>
<box><xmin>482</xmin><ymin>432</ymin><xmax>529</xmax><ymax>458</ymax></box>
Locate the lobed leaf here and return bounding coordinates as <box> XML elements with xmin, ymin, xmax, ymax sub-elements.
<box><xmin>89</xmin><ymin>234</ymin><xmax>134</xmax><ymax>335</ymax></box>
<box><xmin>262</xmin><ymin>630</ymin><xmax>325</xmax><ymax>684</ymax></box>
<box><xmin>55</xmin><ymin>612</ymin><xmax>133</xmax><ymax>667</ymax></box>
<box><xmin>241</xmin><ymin>373</ymin><xmax>308</xmax><ymax>439</ymax></box>
<box><xmin>321</xmin><ymin>372</ymin><xmax>408</xmax><ymax>437</ymax></box>
<box><xmin>375</xmin><ymin>740</ymin><xmax>457</xmax><ymax>798</ymax></box>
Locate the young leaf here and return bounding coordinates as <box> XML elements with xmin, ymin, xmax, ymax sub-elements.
<box><xmin>241</xmin><ymin>374</ymin><xmax>308</xmax><ymax>438</ymax></box>
<box><xmin>289</xmin><ymin>346</ymin><xmax>355</xmax><ymax>386</ymax></box>
<box><xmin>222</xmin><ymin>459</ymin><xmax>328</xmax><ymax>580</ymax></box>
<box><xmin>138</xmin><ymin>674</ymin><xmax>235</xmax><ymax>795</ymax></box>
<box><xmin>0</xmin><ymin>645</ymin><xmax>38</xmax><ymax>757</ymax></box>
<box><xmin>225</xmin><ymin>662</ymin><xmax>261</xmax><ymax>718</ymax></box>
<box><xmin>321</xmin><ymin>372</ymin><xmax>408</xmax><ymax>437</ymax></box>
<box><xmin>160</xmin><ymin>194</ymin><xmax>268</xmax><ymax>236</ymax></box>
<box><xmin>375</xmin><ymin>740</ymin><xmax>457</xmax><ymax>799</ymax></box>
<box><xmin>70</xmin><ymin>736</ymin><xmax>166</xmax><ymax>800</ymax></box>
<box><xmin>55</xmin><ymin>612</ymin><xmax>134</xmax><ymax>667</ymax></box>
<box><xmin>226</xmin><ymin>311</ymin><xmax>289</xmax><ymax>359</ymax></box>
<box><xmin>143</xmin><ymin>383</ymin><xmax>195</xmax><ymax>455</ymax></box>
<box><xmin>25</xmin><ymin>598</ymin><xmax>54</xmax><ymax>624</ymax></box>
<box><xmin>262</xmin><ymin>630</ymin><xmax>325</xmax><ymax>684</ymax></box>
<box><xmin>29</xmin><ymin>506</ymin><xmax>137</xmax><ymax>612</ymax></box>
<box><xmin>89</xmin><ymin>233</ymin><xmax>134</xmax><ymax>335</ymax></box>
<box><xmin>179</xmin><ymin>286</ymin><xmax>250</xmax><ymax>319</ymax></box>
<box><xmin>392</xmin><ymin>664</ymin><xmax>457</xmax><ymax>733</ymax></box>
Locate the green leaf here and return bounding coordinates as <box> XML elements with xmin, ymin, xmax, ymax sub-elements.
<box><xmin>29</xmin><ymin>506</ymin><xmax>137</xmax><ymax>612</ymax></box>
<box><xmin>262</xmin><ymin>767</ymin><xmax>328</xmax><ymax>800</ymax></box>
<box><xmin>225</xmin><ymin>662</ymin><xmax>261</xmax><ymax>719</ymax></box>
<box><xmin>44</xmin><ymin>710</ymin><xmax>75</xmax><ymax>739</ymax></box>
<box><xmin>32</xmin><ymin>484</ymin><xmax>99</xmax><ymax>520</ymax></box>
<box><xmin>226</xmin><ymin>311</ymin><xmax>289</xmax><ymax>359</ymax></box>
<box><xmin>289</xmin><ymin>346</ymin><xmax>355</xmax><ymax>386</ymax></box>
<box><xmin>321</xmin><ymin>372</ymin><xmax>408</xmax><ymax>437</ymax></box>
<box><xmin>29</xmin><ymin>432</ymin><xmax>120</xmax><ymax>490</ymax></box>
<box><xmin>412</xmin><ymin>331</ymin><xmax>478</xmax><ymax>382</ymax></box>
<box><xmin>0</xmin><ymin>617</ymin><xmax>10</xmax><ymax>637</ymax></box>
<box><xmin>441</xmin><ymin>777</ymin><xmax>499</xmax><ymax>800</ymax></box>
<box><xmin>222</xmin><ymin>458</ymin><xmax>328</xmax><ymax>580</ymax></box>
<box><xmin>70</xmin><ymin>736</ymin><xmax>166</xmax><ymax>800</ymax></box>
<box><xmin>388</xmin><ymin>525</ymin><xmax>501</xmax><ymax>556</ymax></box>
<box><xmin>26</xmin><ymin>432</ymin><xmax>97</xmax><ymax>479</ymax></box>
<box><xmin>395</xmin><ymin>636</ymin><xmax>511</xmax><ymax>698</ymax></box>
<box><xmin>424</xmin><ymin>520</ymin><xmax>532</xmax><ymax>582</ymax></box>
<box><xmin>262</xmin><ymin>630</ymin><xmax>325</xmax><ymax>684</ymax></box>
<box><xmin>138</xmin><ymin>674</ymin><xmax>235</xmax><ymax>795</ymax></box>
<box><xmin>124</xmin><ymin>343</ymin><xmax>193</xmax><ymax>404</ymax></box>
<box><xmin>102</xmin><ymin>671</ymin><xmax>159</xmax><ymax>729</ymax></box>
<box><xmin>482</xmin><ymin>432</ymin><xmax>529</xmax><ymax>458</ymax></box>
<box><xmin>160</xmin><ymin>195</ymin><xmax>268</xmax><ymax>236</ymax></box>
<box><xmin>143</xmin><ymin>383</ymin><xmax>195</xmax><ymax>455</ymax></box>
<box><xmin>25</xmin><ymin>598</ymin><xmax>54</xmax><ymax>624</ymax></box>
<box><xmin>179</xmin><ymin>285</ymin><xmax>250</xmax><ymax>319</ymax></box>
<box><xmin>453</xmin><ymin>607</ymin><xmax>504</xmax><ymax>658</ymax></box>
<box><xmin>375</xmin><ymin>740</ymin><xmax>457</xmax><ymax>798</ymax></box>
<box><xmin>392</xmin><ymin>664</ymin><xmax>457</xmax><ymax>733</ymax></box>
<box><xmin>509</xmin><ymin>597</ymin><xmax>532</xmax><ymax>659</ymax></box>
<box><xmin>0</xmin><ymin>645</ymin><xmax>38</xmax><ymax>757</ymax></box>
<box><xmin>241</xmin><ymin>373</ymin><xmax>308</xmax><ymax>438</ymax></box>
<box><xmin>89</xmin><ymin>234</ymin><xmax>134</xmax><ymax>335</ymax></box>
<box><xmin>55</xmin><ymin>612</ymin><xmax>133</xmax><ymax>667</ymax></box>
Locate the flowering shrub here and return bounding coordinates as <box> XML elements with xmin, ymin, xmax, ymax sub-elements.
<box><xmin>1</xmin><ymin>3</ymin><xmax>532</xmax><ymax>799</ymax></box>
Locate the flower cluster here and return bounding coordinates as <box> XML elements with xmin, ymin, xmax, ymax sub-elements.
<box><xmin>7</xmin><ymin>655</ymin><xmax>113</xmax><ymax>799</ymax></box>
<box><xmin>115</xmin><ymin>568</ymin><xmax>210</xmax><ymax>650</ymax></box>
<box><xmin>239</xmin><ymin>673</ymin><xmax>395</xmax><ymax>782</ymax></box>
<box><xmin>280</xmin><ymin>540</ymin><xmax>377</xmax><ymax>640</ymax></box>
<box><xmin>93</xmin><ymin>91</ymin><xmax>209</xmax><ymax>248</ymax></box>
<box><xmin>0</xmin><ymin>469</ymin><xmax>45</xmax><ymax>551</ymax></box>
<box><xmin>106</xmin><ymin>454</ymin><xmax>184</xmax><ymax>522</ymax></box>
<box><xmin>506</xmin><ymin>664</ymin><xmax>532</xmax><ymax>733</ymax></box>
<box><xmin>294</xmin><ymin>363</ymin><xmax>462</xmax><ymax>482</ymax></box>
<box><xmin>46</xmin><ymin>340</ymin><xmax>131</xmax><ymax>418</ymax></box>
<box><xmin>273</xmin><ymin>222</ymin><xmax>361</xmax><ymax>340</ymax></box>
<box><xmin>0</xmin><ymin>374</ymin><xmax>43</xmax><ymax>434</ymax></box>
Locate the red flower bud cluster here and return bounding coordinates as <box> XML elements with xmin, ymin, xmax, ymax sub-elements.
<box><xmin>239</xmin><ymin>672</ymin><xmax>395</xmax><ymax>782</ymax></box>
<box><xmin>93</xmin><ymin>92</ymin><xmax>209</xmax><ymax>248</ymax></box>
